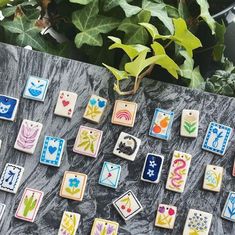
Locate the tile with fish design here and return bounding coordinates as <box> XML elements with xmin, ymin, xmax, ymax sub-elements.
<box><xmin>221</xmin><ymin>192</ymin><xmax>235</xmax><ymax>222</ymax></box>
<box><xmin>59</xmin><ymin>171</ymin><xmax>87</xmax><ymax>201</ymax></box>
<box><xmin>111</xmin><ymin>100</ymin><xmax>137</xmax><ymax>127</ymax></box>
<box><xmin>203</xmin><ymin>165</ymin><xmax>223</xmax><ymax>192</ymax></box>
<box><xmin>14</xmin><ymin>119</ymin><xmax>43</xmax><ymax>154</ymax></box>
<box><xmin>23</xmin><ymin>76</ymin><xmax>49</xmax><ymax>102</ymax></box>
<box><xmin>90</xmin><ymin>218</ymin><xmax>119</xmax><ymax>235</ymax></box>
<box><xmin>58</xmin><ymin>211</ymin><xmax>80</xmax><ymax>235</ymax></box>
<box><xmin>0</xmin><ymin>203</ymin><xmax>6</xmax><ymax>221</ymax></box>
<box><xmin>202</xmin><ymin>122</ymin><xmax>232</xmax><ymax>156</ymax></box>
<box><xmin>73</xmin><ymin>126</ymin><xmax>103</xmax><ymax>158</ymax></box>
<box><xmin>166</xmin><ymin>151</ymin><xmax>192</xmax><ymax>193</ymax></box>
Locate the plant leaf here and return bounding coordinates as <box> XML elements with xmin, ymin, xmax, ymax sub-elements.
<box><xmin>0</xmin><ymin>0</ymin><xmax>10</xmax><ymax>8</ymax></box>
<box><xmin>69</xmin><ymin>0</ymin><xmax>93</xmax><ymax>4</ymax></box>
<box><xmin>139</xmin><ymin>23</ymin><xmax>159</xmax><ymax>39</ymax></box>
<box><xmin>103</xmin><ymin>64</ymin><xmax>129</xmax><ymax>81</ymax></box>
<box><xmin>119</xmin><ymin>0</ymin><xmax>141</xmax><ymax>17</ymax></box>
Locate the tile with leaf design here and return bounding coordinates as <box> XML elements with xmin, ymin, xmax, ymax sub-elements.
<box><xmin>90</xmin><ymin>218</ymin><xmax>119</xmax><ymax>235</ymax></box>
<box><xmin>221</xmin><ymin>192</ymin><xmax>235</xmax><ymax>222</ymax></box>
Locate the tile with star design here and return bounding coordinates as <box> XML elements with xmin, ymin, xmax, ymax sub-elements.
<box><xmin>141</xmin><ymin>153</ymin><xmax>164</xmax><ymax>184</ymax></box>
<box><xmin>90</xmin><ymin>218</ymin><xmax>119</xmax><ymax>235</ymax></box>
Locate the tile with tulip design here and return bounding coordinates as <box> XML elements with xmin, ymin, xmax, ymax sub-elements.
<box><xmin>90</xmin><ymin>218</ymin><xmax>119</xmax><ymax>235</ymax></box>
<box><xmin>222</xmin><ymin>192</ymin><xmax>235</xmax><ymax>222</ymax></box>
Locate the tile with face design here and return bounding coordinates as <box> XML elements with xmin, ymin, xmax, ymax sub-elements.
<box><xmin>60</xmin><ymin>171</ymin><xmax>87</xmax><ymax>201</ymax></box>
<box><xmin>166</xmin><ymin>151</ymin><xmax>192</xmax><ymax>193</ymax></box>
<box><xmin>0</xmin><ymin>203</ymin><xmax>6</xmax><ymax>221</ymax></box>
<box><xmin>14</xmin><ymin>119</ymin><xmax>43</xmax><ymax>154</ymax></box>
<box><xmin>54</xmin><ymin>91</ymin><xmax>78</xmax><ymax>118</ymax></box>
<box><xmin>180</xmin><ymin>109</ymin><xmax>199</xmax><ymax>138</ymax></box>
<box><xmin>90</xmin><ymin>218</ymin><xmax>119</xmax><ymax>235</ymax></box>
<box><xmin>111</xmin><ymin>100</ymin><xmax>137</xmax><ymax>127</ymax></box>
<box><xmin>0</xmin><ymin>94</ymin><xmax>19</xmax><ymax>121</ymax></box>
<box><xmin>23</xmin><ymin>76</ymin><xmax>49</xmax><ymax>102</ymax></box>
<box><xmin>221</xmin><ymin>192</ymin><xmax>235</xmax><ymax>222</ymax></box>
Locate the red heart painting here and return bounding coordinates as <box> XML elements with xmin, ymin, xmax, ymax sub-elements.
<box><xmin>62</xmin><ymin>100</ymin><xmax>70</xmax><ymax>107</ymax></box>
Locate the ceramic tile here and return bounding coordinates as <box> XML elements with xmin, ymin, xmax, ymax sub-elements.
<box><xmin>0</xmin><ymin>203</ymin><xmax>6</xmax><ymax>221</ymax></box>
<box><xmin>90</xmin><ymin>218</ymin><xmax>119</xmax><ymax>235</ymax></box>
<box><xmin>221</xmin><ymin>192</ymin><xmax>235</xmax><ymax>222</ymax></box>
<box><xmin>233</xmin><ymin>159</ymin><xmax>235</xmax><ymax>177</ymax></box>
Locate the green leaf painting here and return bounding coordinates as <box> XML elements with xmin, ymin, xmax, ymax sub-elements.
<box><xmin>184</xmin><ymin>121</ymin><xmax>197</xmax><ymax>134</ymax></box>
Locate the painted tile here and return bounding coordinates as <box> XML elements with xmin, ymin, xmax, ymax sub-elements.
<box><xmin>23</xmin><ymin>76</ymin><xmax>49</xmax><ymax>102</ymax></box>
<box><xmin>166</xmin><ymin>151</ymin><xmax>192</xmax><ymax>193</ymax></box>
<box><xmin>221</xmin><ymin>192</ymin><xmax>235</xmax><ymax>222</ymax></box>
<box><xmin>14</xmin><ymin>119</ymin><xmax>43</xmax><ymax>154</ymax></box>
<box><xmin>54</xmin><ymin>91</ymin><xmax>78</xmax><ymax>118</ymax></box>
<box><xmin>0</xmin><ymin>163</ymin><xmax>24</xmax><ymax>194</ymax></box>
<box><xmin>0</xmin><ymin>94</ymin><xmax>19</xmax><ymax>121</ymax></box>
<box><xmin>58</xmin><ymin>211</ymin><xmax>81</xmax><ymax>235</ymax></box>
<box><xmin>60</xmin><ymin>171</ymin><xmax>87</xmax><ymax>201</ymax></box>
<box><xmin>111</xmin><ymin>100</ymin><xmax>137</xmax><ymax>127</ymax></box>
<box><xmin>83</xmin><ymin>94</ymin><xmax>107</xmax><ymax>123</ymax></box>
<box><xmin>0</xmin><ymin>139</ymin><xmax>2</xmax><ymax>150</ymax></box>
<box><xmin>233</xmin><ymin>159</ymin><xmax>235</xmax><ymax>177</ymax></box>
<box><xmin>149</xmin><ymin>108</ymin><xmax>174</xmax><ymax>140</ymax></box>
<box><xmin>73</xmin><ymin>126</ymin><xmax>103</xmax><ymax>158</ymax></box>
<box><xmin>202</xmin><ymin>122</ymin><xmax>232</xmax><ymax>156</ymax></box>
<box><xmin>90</xmin><ymin>218</ymin><xmax>119</xmax><ymax>235</ymax></box>
<box><xmin>183</xmin><ymin>209</ymin><xmax>212</xmax><ymax>235</ymax></box>
<box><xmin>15</xmin><ymin>188</ymin><xmax>44</xmax><ymax>222</ymax></box>
<box><xmin>0</xmin><ymin>203</ymin><xmax>6</xmax><ymax>221</ymax></box>
<box><xmin>155</xmin><ymin>204</ymin><xmax>177</xmax><ymax>229</ymax></box>
<box><xmin>113</xmin><ymin>190</ymin><xmax>143</xmax><ymax>221</ymax></box>
<box><xmin>203</xmin><ymin>165</ymin><xmax>223</xmax><ymax>192</ymax></box>
<box><xmin>40</xmin><ymin>136</ymin><xmax>65</xmax><ymax>167</ymax></box>
<box><xmin>180</xmin><ymin>109</ymin><xmax>199</xmax><ymax>138</ymax></box>
<box><xmin>141</xmin><ymin>153</ymin><xmax>164</xmax><ymax>184</ymax></box>
<box><xmin>98</xmin><ymin>161</ymin><xmax>121</xmax><ymax>189</ymax></box>
<box><xmin>113</xmin><ymin>132</ymin><xmax>141</xmax><ymax>161</ymax></box>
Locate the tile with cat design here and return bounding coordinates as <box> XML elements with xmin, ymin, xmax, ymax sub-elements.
<box><xmin>0</xmin><ymin>94</ymin><xmax>19</xmax><ymax>121</ymax></box>
<box><xmin>111</xmin><ymin>100</ymin><xmax>137</xmax><ymax>127</ymax></box>
<box><xmin>23</xmin><ymin>76</ymin><xmax>49</xmax><ymax>102</ymax></box>
<box><xmin>90</xmin><ymin>218</ymin><xmax>119</xmax><ymax>235</ymax></box>
<box><xmin>54</xmin><ymin>91</ymin><xmax>78</xmax><ymax>118</ymax></box>
<box><xmin>0</xmin><ymin>203</ymin><xmax>6</xmax><ymax>221</ymax></box>
<box><xmin>14</xmin><ymin>119</ymin><xmax>43</xmax><ymax>154</ymax></box>
<box><xmin>40</xmin><ymin>136</ymin><xmax>65</xmax><ymax>167</ymax></box>
<box><xmin>0</xmin><ymin>163</ymin><xmax>24</xmax><ymax>194</ymax></box>
<box><xmin>221</xmin><ymin>192</ymin><xmax>235</xmax><ymax>222</ymax></box>
<box><xmin>113</xmin><ymin>132</ymin><xmax>141</xmax><ymax>161</ymax></box>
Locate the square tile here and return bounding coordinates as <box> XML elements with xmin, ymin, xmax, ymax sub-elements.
<box><xmin>180</xmin><ymin>109</ymin><xmax>199</xmax><ymax>138</ymax></box>
<box><xmin>60</xmin><ymin>171</ymin><xmax>87</xmax><ymax>201</ymax></box>
<box><xmin>113</xmin><ymin>132</ymin><xmax>141</xmax><ymax>161</ymax></box>
<box><xmin>0</xmin><ymin>94</ymin><xmax>19</xmax><ymax>121</ymax></box>
<box><xmin>23</xmin><ymin>76</ymin><xmax>49</xmax><ymax>102</ymax></box>
<box><xmin>40</xmin><ymin>136</ymin><xmax>65</xmax><ymax>167</ymax></box>
<box><xmin>141</xmin><ymin>153</ymin><xmax>164</xmax><ymax>184</ymax></box>
<box><xmin>111</xmin><ymin>100</ymin><xmax>137</xmax><ymax>127</ymax></box>
<box><xmin>54</xmin><ymin>91</ymin><xmax>78</xmax><ymax>118</ymax></box>
<box><xmin>202</xmin><ymin>122</ymin><xmax>232</xmax><ymax>156</ymax></box>
<box><xmin>203</xmin><ymin>165</ymin><xmax>223</xmax><ymax>192</ymax></box>
<box><xmin>15</xmin><ymin>188</ymin><xmax>44</xmax><ymax>222</ymax></box>
<box><xmin>0</xmin><ymin>203</ymin><xmax>6</xmax><ymax>221</ymax></box>
<box><xmin>90</xmin><ymin>218</ymin><xmax>119</xmax><ymax>235</ymax></box>
<box><xmin>98</xmin><ymin>161</ymin><xmax>121</xmax><ymax>189</ymax></box>
<box><xmin>155</xmin><ymin>204</ymin><xmax>177</xmax><ymax>229</ymax></box>
<box><xmin>73</xmin><ymin>126</ymin><xmax>103</xmax><ymax>158</ymax></box>
<box><xmin>58</xmin><ymin>211</ymin><xmax>81</xmax><ymax>235</ymax></box>
<box><xmin>166</xmin><ymin>151</ymin><xmax>192</xmax><ymax>193</ymax></box>
<box><xmin>83</xmin><ymin>95</ymin><xmax>107</xmax><ymax>123</ymax></box>
<box><xmin>221</xmin><ymin>192</ymin><xmax>235</xmax><ymax>222</ymax></box>
<box><xmin>113</xmin><ymin>190</ymin><xmax>143</xmax><ymax>221</ymax></box>
<box><xmin>0</xmin><ymin>163</ymin><xmax>24</xmax><ymax>194</ymax></box>
<box><xmin>14</xmin><ymin>119</ymin><xmax>43</xmax><ymax>154</ymax></box>
<box><xmin>149</xmin><ymin>108</ymin><xmax>174</xmax><ymax>140</ymax></box>
<box><xmin>183</xmin><ymin>209</ymin><xmax>212</xmax><ymax>235</ymax></box>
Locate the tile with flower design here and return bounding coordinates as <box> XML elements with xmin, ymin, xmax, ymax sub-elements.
<box><xmin>221</xmin><ymin>192</ymin><xmax>235</xmax><ymax>222</ymax></box>
<box><xmin>0</xmin><ymin>94</ymin><xmax>19</xmax><ymax>121</ymax></box>
<box><xmin>58</xmin><ymin>211</ymin><xmax>81</xmax><ymax>235</ymax></box>
<box><xmin>166</xmin><ymin>151</ymin><xmax>192</xmax><ymax>193</ymax></box>
<box><xmin>113</xmin><ymin>190</ymin><xmax>143</xmax><ymax>221</ymax></box>
<box><xmin>202</xmin><ymin>122</ymin><xmax>232</xmax><ymax>156</ymax></box>
<box><xmin>90</xmin><ymin>218</ymin><xmax>119</xmax><ymax>235</ymax></box>
<box><xmin>149</xmin><ymin>108</ymin><xmax>174</xmax><ymax>140</ymax></box>
<box><xmin>203</xmin><ymin>165</ymin><xmax>223</xmax><ymax>192</ymax></box>
<box><xmin>60</xmin><ymin>171</ymin><xmax>87</xmax><ymax>201</ymax></box>
<box><xmin>73</xmin><ymin>126</ymin><xmax>103</xmax><ymax>158</ymax></box>
<box><xmin>0</xmin><ymin>203</ymin><xmax>6</xmax><ymax>221</ymax></box>
<box><xmin>155</xmin><ymin>204</ymin><xmax>177</xmax><ymax>229</ymax></box>
<box><xmin>180</xmin><ymin>109</ymin><xmax>199</xmax><ymax>138</ymax></box>
<box><xmin>183</xmin><ymin>209</ymin><xmax>212</xmax><ymax>235</ymax></box>
<box><xmin>14</xmin><ymin>119</ymin><xmax>43</xmax><ymax>154</ymax></box>
<box><xmin>83</xmin><ymin>95</ymin><xmax>107</xmax><ymax>123</ymax></box>
<box><xmin>111</xmin><ymin>100</ymin><xmax>137</xmax><ymax>127</ymax></box>
<box><xmin>15</xmin><ymin>188</ymin><xmax>44</xmax><ymax>222</ymax></box>
<box><xmin>54</xmin><ymin>91</ymin><xmax>78</xmax><ymax>118</ymax></box>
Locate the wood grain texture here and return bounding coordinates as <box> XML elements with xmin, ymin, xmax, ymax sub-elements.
<box><xmin>0</xmin><ymin>42</ymin><xmax>235</xmax><ymax>234</ymax></box>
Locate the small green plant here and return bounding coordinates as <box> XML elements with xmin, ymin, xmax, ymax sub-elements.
<box><xmin>23</xmin><ymin>193</ymin><xmax>37</xmax><ymax>217</ymax></box>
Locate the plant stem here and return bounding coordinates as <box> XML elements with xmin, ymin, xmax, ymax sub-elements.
<box><xmin>164</xmin><ymin>40</ymin><xmax>173</xmax><ymax>49</ymax></box>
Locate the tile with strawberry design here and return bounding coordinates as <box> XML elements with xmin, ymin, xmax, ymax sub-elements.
<box><xmin>90</xmin><ymin>218</ymin><xmax>119</xmax><ymax>235</ymax></box>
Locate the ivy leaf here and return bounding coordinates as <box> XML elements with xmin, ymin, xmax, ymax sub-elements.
<box><xmin>139</xmin><ymin>23</ymin><xmax>159</xmax><ymax>39</ymax></box>
<box><xmin>196</xmin><ymin>0</ymin><xmax>216</xmax><ymax>34</ymax></box>
<box><xmin>0</xmin><ymin>0</ymin><xmax>10</xmax><ymax>8</ymax></box>
<box><xmin>69</xmin><ymin>0</ymin><xmax>93</xmax><ymax>4</ymax></box>
<box><xmin>103</xmin><ymin>64</ymin><xmax>129</xmax><ymax>81</ymax></box>
<box><xmin>178</xmin><ymin>0</ymin><xmax>190</xmax><ymax>20</ymax></box>
<box><xmin>72</xmin><ymin>0</ymin><xmax>120</xmax><ymax>48</ymax></box>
